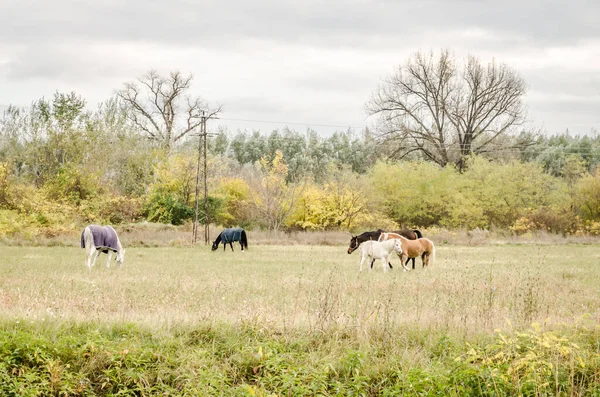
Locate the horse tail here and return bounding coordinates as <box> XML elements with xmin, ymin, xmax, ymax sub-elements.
<box><xmin>241</xmin><ymin>230</ymin><xmax>248</xmax><ymax>249</ymax></box>
<box><xmin>428</xmin><ymin>239</ymin><xmax>435</xmax><ymax>266</ymax></box>
<box><xmin>413</xmin><ymin>229</ymin><xmax>423</xmax><ymax>239</ymax></box>
<box><xmin>81</xmin><ymin>226</ymin><xmax>91</xmax><ymax>248</ymax></box>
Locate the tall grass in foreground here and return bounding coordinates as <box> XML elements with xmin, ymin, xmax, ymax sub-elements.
<box><xmin>1</xmin><ymin>320</ymin><xmax>599</xmax><ymax>396</ymax></box>
<box><xmin>1</xmin><ymin>244</ymin><xmax>599</xmax><ymax>395</ymax></box>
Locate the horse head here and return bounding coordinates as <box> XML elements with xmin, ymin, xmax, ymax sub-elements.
<box><xmin>393</xmin><ymin>238</ymin><xmax>403</xmax><ymax>253</ymax></box>
<box><xmin>211</xmin><ymin>240</ymin><xmax>219</xmax><ymax>251</ymax></box>
<box><xmin>116</xmin><ymin>248</ymin><xmax>126</xmax><ymax>266</ymax></box>
<box><xmin>347</xmin><ymin>236</ymin><xmax>359</xmax><ymax>254</ymax></box>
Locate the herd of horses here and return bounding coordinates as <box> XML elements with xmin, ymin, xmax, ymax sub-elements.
<box><xmin>81</xmin><ymin>225</ymin><xmax>435</xmax><ymax>272</ymax></box>
<box><xmin>348</xmin><ymin>229</ymin><xmax>435</xmax><ymax>272</ymax></box>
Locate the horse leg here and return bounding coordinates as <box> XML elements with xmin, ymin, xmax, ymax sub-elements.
<box><xmin>86</xmin><ymin>247</ymin><xmax>95</xmax><ymax>270</ymax></box>
<box><xmin>91</xmin><ymin>250</ymin><xmax>100</xmax><ymax>268</ymax></box>
<box><xmin>230</xmin><ymin>242</ymin><xmax>234</xmax><ymax>251</ymax></box>
<box><xmin>422</xmin><ymin>253</ymin><xmax>426</xmax><ymax>268</ymax></box>
<box><xmin>240</xmin><ymin>242</ymin><xmax>244</xmax><ymax>251</ymax></box>
<box><xmin>106</xmin><ymin>251</ymin><xmax>112</xmax><ymax>268</ymax></box>
<box><xmin>401</xmin><ymin>253</ymin><xmax>409</xmax><ymax>272</ymax></box>
<box><xmin>359</xmin><ymin>253</ymin><xmax>367</xmax><ymax>272</ymax></box>
<box><xmin>410</xmin><ymin>258</ymin><xmax>415</xmax><ymax>270</ymax></box>
<box><xmin>382</xmin><ymin>255</ymin><xmax>389</xmax><ymax>272</ymax></box>
<box><xmin>370</xmin><ymin>258</ymin><xmax>375</xmax><ymax>269</ymax></box>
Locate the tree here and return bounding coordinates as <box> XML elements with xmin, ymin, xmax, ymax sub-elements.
<box><xmin>208</xmin><ymin>127</ymin><xmax>229</xmax><ymax>156</ymax></box>
<box><xmin>117</xmin><ymin>70</ymin><xmax>221</xmax><ymax>149</ymax></box>
<box><xmin>367</xmin><ymin>50</ymin><xmax>528</xmax><ymax>171</ymax></box>
<box><xmin>247</xmin><ymin>151</ymin><xmax>303</xmax><ymax>231</ymax></box>
<box><xmin>143</xmin><ymin>154</ymin><xmax>198</xmax><ymax>225</ymax></box>
<box><xmin>289</xmin><ymin>166</ymin><xmax>371</xmax><ymax>230</ymax></box>
<box><xmin>576</xmin><ymin>169</ymin><xmax>600</xmax><ymax>222</ymax></box>
<box><xmin>0</xmin><ymin>92</ymin><xmax>90</xmax><ymax>185</ymax></box>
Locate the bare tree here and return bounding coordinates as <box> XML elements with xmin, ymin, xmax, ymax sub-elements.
<box><xmin>367</xmin><ymin>50</ymin><xmax>528</xmax><ymax>171</ymax></box>
<box><xmin>117</xmin><ymin>70</ymin><xmax>221</xmax><ymax>149</ymax></box>
<box><xmin>246</xmin><ymin>151</ymin><xmax>304</xmax><ymax>231</ymax></box>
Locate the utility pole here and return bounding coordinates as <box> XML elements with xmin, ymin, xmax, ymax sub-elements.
<box><xmin>192</xmin><ymin>112</ymin><xmax>218</xmax><ymax>245</ymax></box>
<box><xmin>202</xmin><ymin>116</ymin><xmax>210</xmax><ymax>245</ymax></box>
<box><xmin>192</xmin><ymin>115</ymin><xmax>204</xmax><ymax>244</ymax></box>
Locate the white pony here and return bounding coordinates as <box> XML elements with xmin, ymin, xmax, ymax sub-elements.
<box><xmin>358</xmin><ymin>238</ymin><xmax>407</xmax><ymax>272</ymax></box>
<box><xmin>81</xmin><ymin>225</ymin><xmax>125</xmax><ymax>269</ymax></box>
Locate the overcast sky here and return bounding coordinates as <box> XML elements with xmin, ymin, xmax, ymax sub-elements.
<box><xmin>1</xmin><ymin>0</ymin><xmax>598</xmax><ymax>137</ymax></box>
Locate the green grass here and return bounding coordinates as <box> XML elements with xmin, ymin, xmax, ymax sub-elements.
<box><xmin>1</xmin><ymin>244</ymin><xmax>600</xmax><ymax>395</ymax></box>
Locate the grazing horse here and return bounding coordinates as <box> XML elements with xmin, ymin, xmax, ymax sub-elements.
<box><xmin>347</xmin><ymin>229</ymin><xmax>423</xmax><ymax>268</ymax></box>
<box><xmin>393</xmin><ymin>236</ymin><xmax>435</xmax><ymax>269</ymax></box>
<box><xmin>81</xmin><ymin>225</ymin><xmax>125</xmax><ymax>270</ymax></box>
<box><xmin>212</xmin><ymin>228</ymin><xmax>248</xmax><ymax>251</ymax></box>
<box><xmin>358</xmin><ymin>239</ymin><xmax>407</xmax><ymax>272</ymax></box>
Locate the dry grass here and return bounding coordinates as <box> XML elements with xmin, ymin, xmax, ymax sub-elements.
<box><xmin>5</xmin><ymin>223</ymin><xmax>600</xmax><ymax>248</ymax></box>
<box><xmin>1</xmin><ymin>243</ymin><xmax>599</xmax><ymax>338</ymax></box>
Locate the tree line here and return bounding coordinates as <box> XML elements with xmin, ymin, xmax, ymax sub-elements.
<box><xmin>1</xmin><ymin>50</ymin><xmax>599</xmax><ymax>237</ymax></box>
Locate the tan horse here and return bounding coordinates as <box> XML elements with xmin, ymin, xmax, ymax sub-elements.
<box><xmin>385</xmin><ymin>234</ymin><xmax>435</xmax><ymax>269</ymax></box>
<box><xmin>378</xmin><ymin>232</ymin><xmax>424</xmax><ymax>269</ymax></box>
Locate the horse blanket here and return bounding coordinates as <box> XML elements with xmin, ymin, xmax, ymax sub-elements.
<box><xmin>221</xmin><ymin>227</ymin><xmax>243</xmax><ymax>243</ymax></box>
<box><xmin>81</xmin><ymin>225</ymin><xmax>119</xmax><ymax>254</ymax></box>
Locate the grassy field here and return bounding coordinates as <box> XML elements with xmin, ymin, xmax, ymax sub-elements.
<box><xmin>1</xmin><ymin>243</ymin><xmax>600</xmax><ymax>395</ymax></box>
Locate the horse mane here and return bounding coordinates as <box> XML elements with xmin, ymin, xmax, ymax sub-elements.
<box><xmin>213</xmin><ymin>232</ymin><xmax>223</xmax><ymax>244</ymax></box>
<box><xmin>413</xmin><ymin>229</ymin><xmax>423</xmax><ymax>239</ymax></box>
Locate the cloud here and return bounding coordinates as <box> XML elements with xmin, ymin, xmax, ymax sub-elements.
<box><xmin>2</xmin><ymin>0</ymin><xmax>597</xmax><ymax>49</ymax></box>
<box><xmin>0</xmin><ymin>0</ymin><xmax>598</xmax><ymax>135</ymax></box>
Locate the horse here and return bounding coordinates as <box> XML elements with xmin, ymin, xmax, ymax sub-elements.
<box><xmin>378</xmin><ymin>232</ymin><xmax>425</xmax><ymax>270</ymax></box>
<box><xmin>347</xmin><ymin>228</ymin><xmax>423</xmax><ymax>268</ymax></box>
<box><xmin>393</xmin><ymin>235</ymin><xmax>435</xmax><ymax>269</ymax></box>
<box><xmin>357</xmin><ymin>239</ymin><xmax>408</xmax><ymax>272</ymax></box>
<box><xmin>212</xmin><ymin>227</ymin><xmax>248</xmax><ymax>251</ymax></box>
<box><xmin>81</xmin><ymin>225</ymin><xmax>125</xmax><ymax>270</ymax></box>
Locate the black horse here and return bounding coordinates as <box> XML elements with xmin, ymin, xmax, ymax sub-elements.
<box><xmin>212</xmin><ymin>228</ymin><xmax>248</xmax><ymax>251</ymax></box>
<box><xmin>347</xmin><ymin>229</ymin><xmax>423</xmax><ymax>269</ymax></box>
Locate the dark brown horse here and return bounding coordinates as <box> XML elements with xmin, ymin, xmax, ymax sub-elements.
<box><xmin>347</xmin><ymin>229</ymin><xmax>423</xmax><ymax>269</ymax></box>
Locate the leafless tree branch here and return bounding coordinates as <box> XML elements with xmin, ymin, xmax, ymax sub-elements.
<box><xmin>116</xmin><ymin>70</ymin><xmax>221</xmax><ymax>148</ymax></box>
<box><xmin>367</xmin><ymin>49</ymin><xmax>528</xmax><ymax>170</ymax></box>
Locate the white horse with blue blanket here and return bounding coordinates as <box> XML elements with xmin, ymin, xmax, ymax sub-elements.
<box><xmin>81</xmin><ymin>225</ymin><xmax>125</xmax><ymax>269</ymax></box>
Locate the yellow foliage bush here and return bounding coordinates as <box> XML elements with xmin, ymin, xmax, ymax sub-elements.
<box><xmin>214</xmin><ymin>177</ymin><xmax>253</xmax><ymax>227</ymax></box>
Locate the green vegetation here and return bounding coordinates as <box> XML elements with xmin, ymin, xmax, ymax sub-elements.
<box><xmin>1</xmin><ymin>244</ymin><xmax>599</xmax><ymax>395</ymax></box>
<box><xmin>2</xmin><ymin>321</ymin><xmax>599</xmax><ymax>396</ymax></box>
<box><xmin>2</xmin><ymin>74</ymin><xmax>600</xmax><ymax>238</ymax></box>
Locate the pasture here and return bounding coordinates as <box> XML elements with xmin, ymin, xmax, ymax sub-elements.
<box><xmin>1</xmin><ymin>243</ymin><xmax>600</xmax><ymax>395</ymax></box>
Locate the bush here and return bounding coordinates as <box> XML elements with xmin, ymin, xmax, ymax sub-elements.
<box><xmin>370</xmin><ymin>158</ymin><xmax>572</xmax><ymax>231</ymax></box>
<box><xmin>143</xmin><ymin>191</ymin><xmax>194</xmax><ymax>225</ymax></box>
<box><xmin>43</xmin><ymin>164</ymin><xmax>101</xmax><ymax>206</ymax></box>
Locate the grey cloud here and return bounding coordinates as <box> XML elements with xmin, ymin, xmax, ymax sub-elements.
<box><xmin>523</xmin><ymin>68</ymin><xmax>600</xmax><ymax>98</ymax></box>
<box><xmin>1</xmin><ymin>0</ymin><xmax>597</xmax><ymax>50</ymax></box>
<box><xmin>222</xmin><ymin>96</ymin><xmax>289</xmax><ymax>115</ymax></box>
<box><xmin>2</xmin><ymin>44</ymin><xmax>128</xmax><ymax>82</ymax></box>
<box><xmin>0</xmin><ymin>0</ymin><xmax>598</xmax><ymax>136</ymax></box>
<box><xmin>289</xmin><ymin>69</ymin><xmax>377</xmax><ymax>94</ymax></box>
